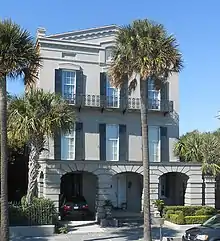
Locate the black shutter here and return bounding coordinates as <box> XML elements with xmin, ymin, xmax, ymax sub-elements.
<box><xmin>55</xmin><ymin>69</ymin><xmax>62</xmax><ymax>95</ymax></box>
<box><xmin>54</xmin><ymin>69</ymin><xmax>61</xmax><ymax>158</ymax></box>
<box><xmin>119</xmin><ymin>124</ymin><xmax>127</xmax><ymax>161</ymax></box>
<box><xmin>75</xmin><ymin>122</ymin><xmax>84</xmax><ymax>160</ymax></box>
<box><xmin>161</xmin><ymin>82</ymin><xmax>170</xmax><ymax>111</ymax></box>
<box><xmin>120</xmin><ymin>76</ymin><xmax>128</xmax><ymax>109</ymax></box>
<box><xmin>160</xmin><ymin>126</ymin><xmax>168</xmax><ymax>162</ymax></box>
<box><xmin>161</xmin><ymin>82</ymin><xmax>169</xmax><ymax>100</ymax></box>
<box><xmin>76</xmin><ymin>70</ymin><xmax>84</xmax><ymax>106</ymax></box>
<box><xmin>99</xmin><ymin>124</ymin><xmax>106</xmax><ymax>161</ymax></box>
<box><xmin>54</xmin><ymin>129</ymin><xmax>61</xmax><ymax>160</ymax></box>
<box><xmin>100</xmin><ymin>72</ymin><xmax>107</xmax><ymax>107</ymax></box>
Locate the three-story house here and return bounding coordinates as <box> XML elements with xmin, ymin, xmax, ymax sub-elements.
<box><xmin>36</xmin><ymin>25</ymin><xmax>207</xmax><ymax>219</ymax></box>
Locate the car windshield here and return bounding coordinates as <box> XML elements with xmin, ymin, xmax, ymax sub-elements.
<box><xmin>202</xmin><ymin>215</ymin><xmax>220</xmax><ymax>227</ymax></box>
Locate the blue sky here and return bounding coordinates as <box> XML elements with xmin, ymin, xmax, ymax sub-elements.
<box><xmin>1</xmin><ymin>0</ymin><xmax>220</xmax><ymax>134</ymax></box>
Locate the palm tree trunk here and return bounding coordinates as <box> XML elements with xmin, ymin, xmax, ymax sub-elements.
<box><xmin>140</xmin><ymin>79</ymin><xmax>152</xmax><ymax>241</ymax></box>
<box><xmin>26</xmin><ymin>142</ymin><xmax>41</xmax><ymax>204</ymax></box>
<box><xmin>0</xmin><ymin>76</ymin><xmax>9</xmax><ymax>241</ymax></box>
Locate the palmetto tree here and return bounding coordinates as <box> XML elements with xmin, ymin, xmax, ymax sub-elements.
<box><xmin>0</xmin><ymin>19</ymin><xmax>40</xmax><ymax>241</ymax></box>
<box><xmin>7</xmin><ymin>89</ymin><xmax>75</xmax><ymax>204</ymax></box>
<box><xmin>174</xmin><ymin>130</ymin><xmax>220</xmax><ymax>176</ymax></box>
<box><xmin>108</xmin><ymin>19</ymin><xmax>183</xmax><ymax>241</ymax></box>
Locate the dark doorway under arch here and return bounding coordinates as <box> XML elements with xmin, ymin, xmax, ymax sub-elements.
<box><xmin>159</xmin><ymin>172</ymin><xmax>189</xmax><ymax>206</ymax></box>
<box><xmin>60</xmin><ymin>171</ymin><xmax>98</xmax><ymax>215</ymax></box>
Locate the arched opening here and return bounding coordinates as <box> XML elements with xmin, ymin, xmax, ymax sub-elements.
<box><xmin>60</xmin><ymin>171</ymin><xmax>98</xmax><ymax>220</ymax></box>
<box><xmin>159</xmin><ymin>172</ymin><xmax>189</xmax><ymax>206</ymax></box>
<box><xmin>215</xmin><ymin>175</ymin><xmax>220</xmax><ymax>209</ymax></box>
<box><xmin>112</xmin><ymin>172</ymin><xmax>143</xmax><ymax>212</ymax></box>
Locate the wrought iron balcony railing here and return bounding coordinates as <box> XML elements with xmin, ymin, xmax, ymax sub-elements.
<box><xmin>63</xmin><ymin>94</ymin><xmax>173</xmax><ymax>112</ymax></box>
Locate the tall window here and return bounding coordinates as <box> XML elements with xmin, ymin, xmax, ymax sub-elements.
<box><xmin>148</xmin><ymin>79</ymin><xmax>160</xmax><ymax>109</ymax></box>
<box><xmin>106</xmin><ymin>124</ymin><xmax>119</xmax><ymax>161</ymax></box>
<box><xmin>106</xmin><ymin>76</ymin><xmax>120</xmax><ymax>108</ymax></box>
<box><xmin>148</xmin><ymin>126</ymin><xmax>160</xmax><ymax>162</ymax></box>
<box><xmin>105</xmin><ymin>48</ymin><xmax>113</xmax><ymax>63</ymax></box>
<box><xmin>62</xmin><ymin>70</ymin><xmax>76</xmax><ymax>102</ymax></box>
<box><xmin>61</xmin><ymin>125</ymin><xmax>75</xmax><ymax>160</ymax></box>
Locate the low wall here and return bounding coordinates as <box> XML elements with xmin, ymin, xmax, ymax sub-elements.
<box><xmin>10</xmin><ymin>225</ymin><xmax>55</xmax><ymax>237</ymax></box>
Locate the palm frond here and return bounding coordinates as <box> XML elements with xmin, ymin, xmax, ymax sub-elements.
<box><xmin>7</xmin><ymin>88</ymin><xmax>76</xmax><ymax>143</ymax></box>
<box><xmin>0</xmin><ymin>19</ymin><xmax>41</xmax><ymax>85</ymax></box>
<box><xmin>108</xmin><ymin>19</ymin><xmax>183</xmax><ymax>90</ymax></box>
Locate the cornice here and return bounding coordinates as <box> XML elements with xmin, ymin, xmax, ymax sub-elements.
<box><xmin>46</xmin><ymin>25</ymin><xmax>118</xmax><ymax>41</ymax></box>
<box><xmin>39</xmin><ymin>40</ymin><xmax>103</xmax><ymax>54</ymax></box>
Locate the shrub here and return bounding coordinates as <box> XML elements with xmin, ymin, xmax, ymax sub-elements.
<box><xmin>8</xmin><ymin>197</ymin><xmax>58</xmax><ymax>226</ymax></box>
<box><xmin>195</xmin><ymin>207</ymin><xmax>216</xmax><ymax>216</ymax></box>
<box><xmin>169</xmin><ymin>213</ymin><xmax>185</xmax><ymax>225</ymax></box>
<box><xmin>163</xmin><ymin>206</ymin><xmax>216</xmax><ymax>217</ymax></box>
<box><xmin>185</xmin><ymin>215</ymin><xmax>211</xmax><ymax>224</ymax></box>
<box><xmin>164</xmin><ymin>210</ymin><xmax>174</xmax><ymax>219</ymax></box>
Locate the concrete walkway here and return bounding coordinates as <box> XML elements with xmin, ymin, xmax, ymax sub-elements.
<box><xmin>10</xmin><ymin>223</ymin><xmax>184</xmax><ymax>241</ymax></box>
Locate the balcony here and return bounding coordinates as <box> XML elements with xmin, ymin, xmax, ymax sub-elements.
<box><xmin>64</xmin><ymin>94</ymin><xmax>173</xmax><ymax>113</ymax></box>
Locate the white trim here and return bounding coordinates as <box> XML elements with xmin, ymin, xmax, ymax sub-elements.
<box><xmin>61</xmin><ymin>70</ymin><xmax>76</xmax><ymax>103</ymax></box>
<box><xmin>148</xmin><ymin>126</ymin><xmax>160</xmax><ymax>162</ymax></box>
<box><xmin>106</xmin><ymin>124</ymin><xmax>119</xmax><ymax>161</ymax></box>
<box><xmin>148</xmin><ymin>79</ymin><xmax>161</xmax><ymax>110</ymax></box>
<box><xmin>61</xmin><ymin>125</ymin><xmax>76</xmax><ymax>160</ymax></box>
<box><xmin>58</xmin><ymin>62</ymin><xmax>81</xmax><ymax>70</ymax></box>
<box><xmin>106</xmin><ymin>75</ymin><xmax>120</xmax><ymax>108</ymax></box>
<box><xmin>105</xmin><ymin>47</ymin><xmax>113</xmax><ymax>63</ymax></box>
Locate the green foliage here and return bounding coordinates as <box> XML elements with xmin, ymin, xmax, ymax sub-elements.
<box><xmin>153</xmin><ymin>199</ymin><xmax>165</xmax><ymax>212</ymax></box>
<box><xmin>8</xmin><ymin>89</ymin><xmax>76</xmax><ymax>143</ymax></box>
<box><xmin>195</xmin><ymin>207</ymin><xmax>216</xmax><ymax>216</ymax></box>
<box><xmin>174</xmin><ymin>130</ymin><xmax>220</xmax><ymax>176</ymax></box>
<box><xmin>0</xmin><ymin>19</ymin><xmax>41</xmax><ymax>85</ymax></box>
<box><xmin>57</xmin><ymin>226</ymin><xmax>68</xmax><ymax>234</ymax></box>
<box><xmin>7</xmin><ymin>197</ymin><xmax>58</xmax><ymax>226</ymax></box>
<box><xmin>185</xmin><ymin>215</ymin><xmax>211</xmax><ymax>224</ymax></box>
<box><xmin>164</xmin><ymin>210</ymin><xmax>174</xmax><ymax>219</ymax></box>
<box><xmin>163</xmin><ymin>206</ymin><xmax>216</xmax><ymax>217</ymax></box>
<box><xmin>164</xmin><ymin>206</ymin><xmax>216</xmax><ymax>225</ymax></box>
<box><xmin>169</xmin><ymin>213</ymin><xmax>185</xmax><ymax>225</ymax></box>
<box><xmin>108</xmin><ymin>19</ymin><xmax>183</xmax><ymax>92</ymax></box>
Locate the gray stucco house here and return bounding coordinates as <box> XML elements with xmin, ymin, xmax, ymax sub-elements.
<box><xmin>36</xmin><ymin>25</ymin><xmax>215</xmax><ymax>219</ymax></box>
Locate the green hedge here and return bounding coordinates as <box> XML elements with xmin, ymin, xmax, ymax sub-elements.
<box><xmin>169</xmin><ymin>211</ymin><xmax>185</xmax><ymax>225</ymax></box>
<box><xmin>8</xmin><ymin>197</ymin><xmax>58</xmax><ymax>226</ymax></box>
<box><xmin>163</xmin><ymin>206</ymin><xmax>216</xmax><ymax>217</ymax></box>
<box><xmin>185</xmin><ymin>215</ymin><xmax>211</xmax><ymax>224</ymax></box>
<box><xmin>163</xmin><ymin>206</ymin><xmax>216</xmax><ymax>225</ymax></box>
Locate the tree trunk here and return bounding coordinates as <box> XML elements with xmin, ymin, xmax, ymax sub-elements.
<box><xmin>26</xmin><ymin>142</ymin><xmax>41</xmax><ymax>204</ymax></box>
<box><xmin>0</xmin><ymin>76</ymin><xmax>9</xmax><ymax>241</ymax></box>
<box><xmin>140</xmin><ymin>79</ymin><xmax>152</xmax><ymax>241</ymax></box>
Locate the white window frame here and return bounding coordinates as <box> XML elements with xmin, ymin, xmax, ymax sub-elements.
<box><xmin>148</xmin><ymin>126</ymin><xmax>160</xmax><ymax>162</ymax></box>
<box><xmin>62</xmin><ymin>70</ymin><xmax>76</xmax><ymax>104</ymax></box>
<box><xmin>106</xmin><ymin>124</ymin><xmax>119</xmax><ymax>161</ymax></box>
<box><xmin>148</xmin><ymin>79</ymin><xmax>160</xmax><ymax>110</ymax></box>
<box><xmin>106</xmin><ymin>75</ymin><xmax>120</xmax><ymax>108</ymax></box>
<box><xmin>61</xmin><ymin>125</ymin><xmax>76</xmax><ymax>160</ymax></box>
<box><xmin>105</xmin><ymin>48</ymin><xmax>113</xmax><ymax>63</ymax></box>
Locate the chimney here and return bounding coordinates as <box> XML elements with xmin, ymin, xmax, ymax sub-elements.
<box><xmin>36</xmin><ymin>27</ymin><xmax>46</xmax><ymax>38</ymax></box>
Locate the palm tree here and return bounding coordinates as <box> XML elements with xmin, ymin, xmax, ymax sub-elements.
<box><xmin>7</xmin><ymin>88</ymin><xmax>75</xmax><ymax>203</ymax></box>
<box><xmin>0</xmin><ymin>19</ymin><xmax>40</xmax><ymax>241</ymax></box>
<box><xmin>174</xmin><ymin>130</ymin><xmax>203</xmax><ymax>163</ymax></box>
<box><xmin>108</xmin><ymin>19</ymin><xmax>183</xmax><ymax>241</ymax></box>
<box><xmin>174</xmin><ymin>130</ymin><xmax>220</xmax><ymax>176</ymax></box>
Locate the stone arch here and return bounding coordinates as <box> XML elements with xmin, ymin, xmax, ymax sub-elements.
<box><xmin>159</xmin><ymin>171</ymin><xmax>189</xmax><ymax>206</ymax></box>
<box><xmin>111</xmin><ymin>171</ymin><xmax>143</xmax><ymax>212</ymax></box>
<box><xmin>60</xmin><ymin>170</ymin><xmax>98</xmax><ymax>219</ymax></box>
<box><xmin>110</xmin><ymin>164</ymin><xmax>144</xmax><ymax>175</ymax></box>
